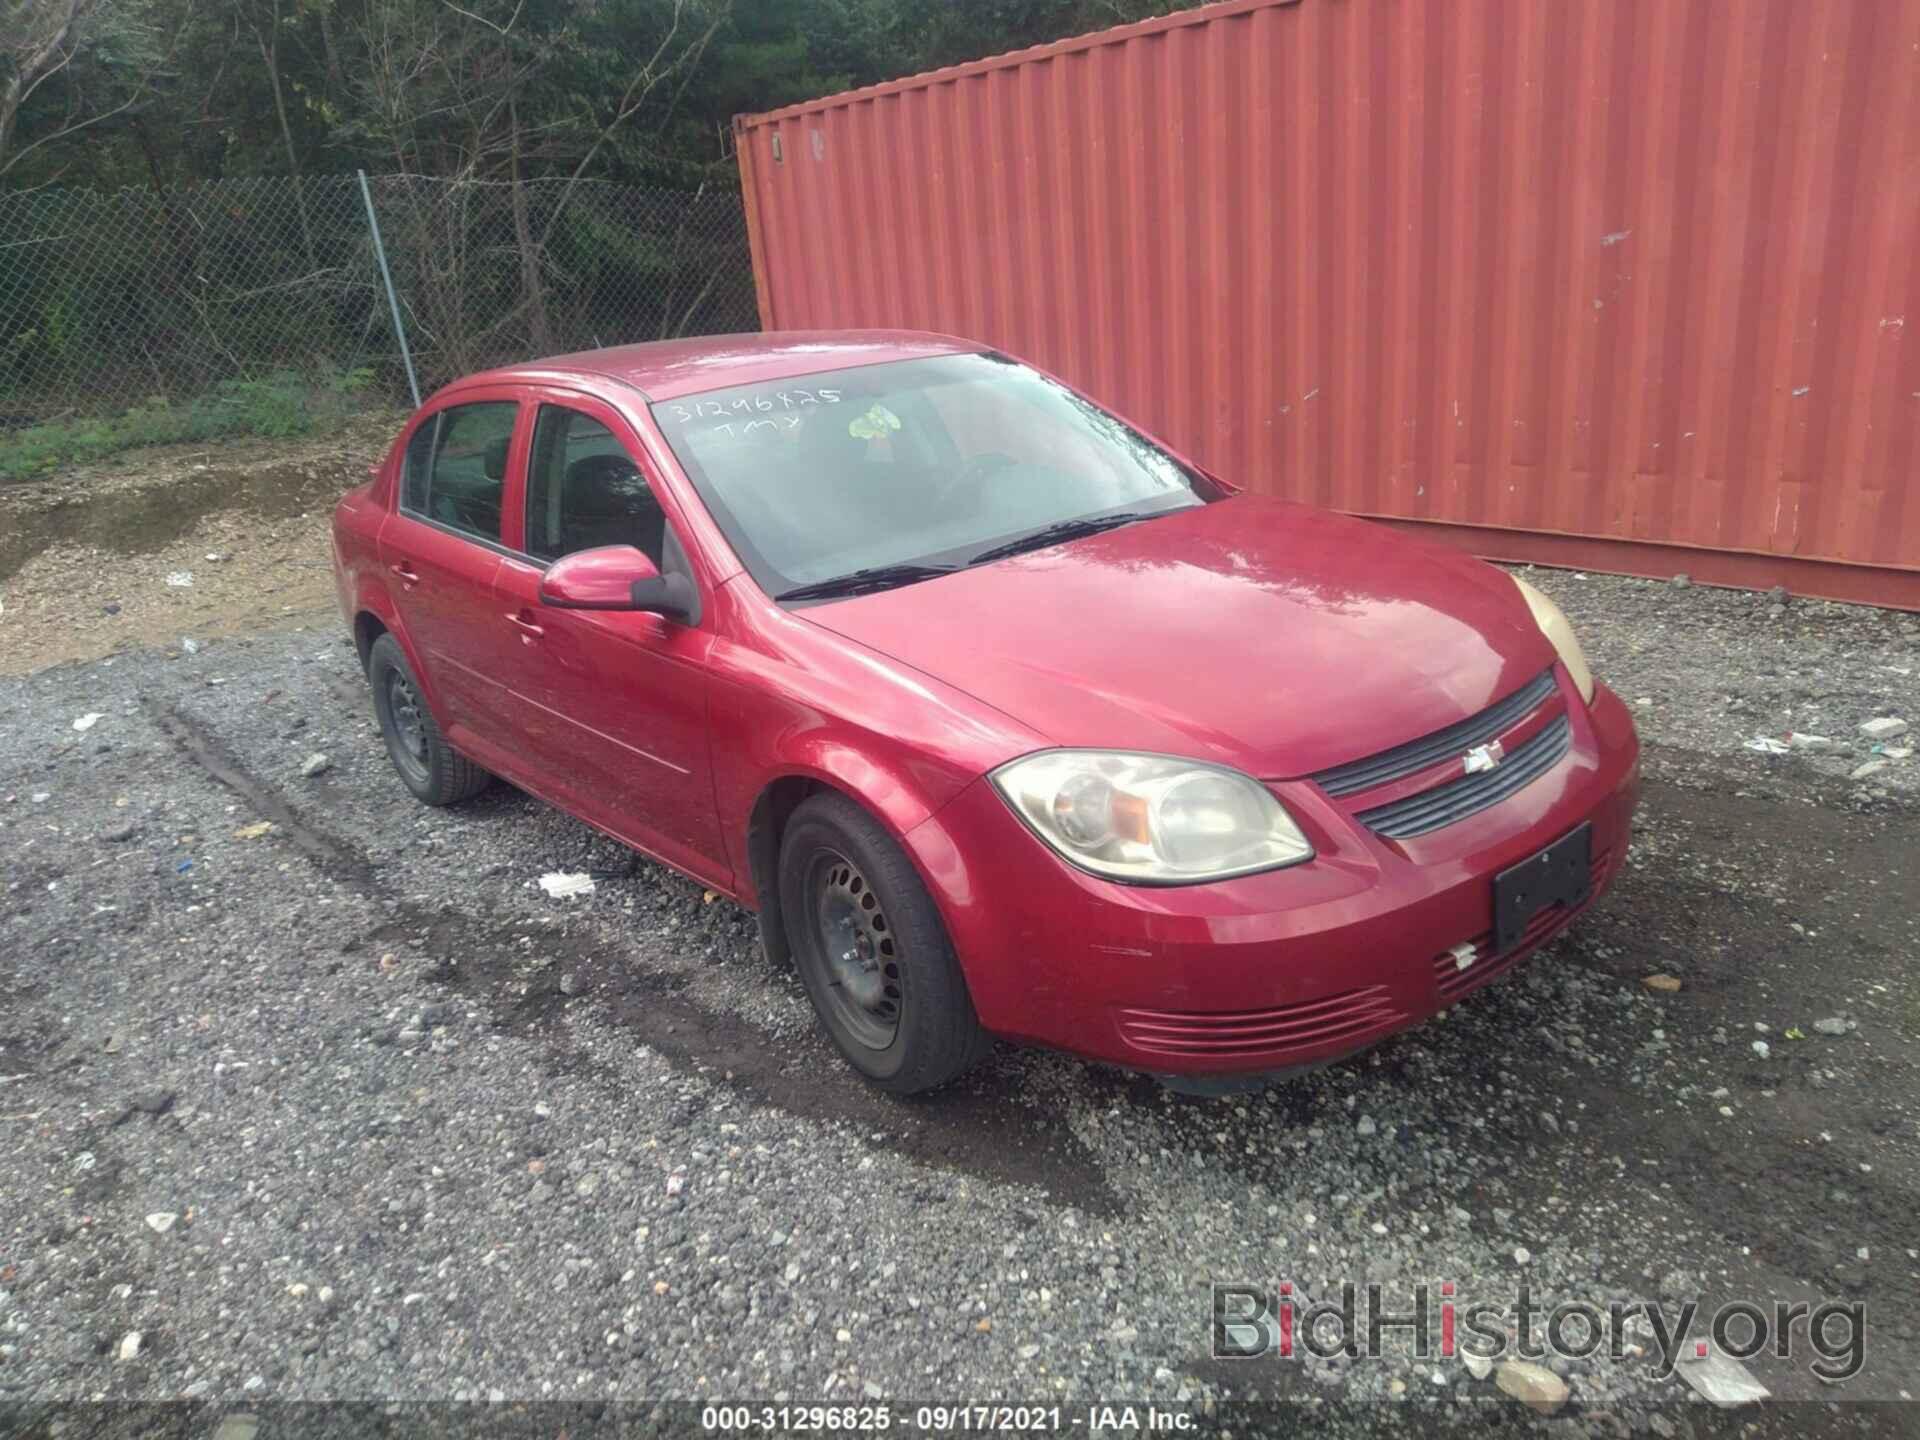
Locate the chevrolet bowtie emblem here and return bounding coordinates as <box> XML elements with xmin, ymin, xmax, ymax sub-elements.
<box><xmin>1463</xmin><ymin>740</ymin><xmax>1506</xmax><ymax>775</ymax></box>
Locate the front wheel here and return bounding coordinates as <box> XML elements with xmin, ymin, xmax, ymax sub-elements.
<box><xmin>778</xmin><ymin>792</ymin><xmax>989</xmax><ymax>1093</ymax></box>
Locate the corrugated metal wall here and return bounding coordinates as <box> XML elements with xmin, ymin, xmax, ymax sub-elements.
<box><xmin>735</xmin><ymin>0</ymin><xmax>1920</xmax><ymax>607</ymax></box>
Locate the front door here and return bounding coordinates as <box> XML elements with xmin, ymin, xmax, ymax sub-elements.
<box><xmin>379</xmin><ymin>395</ymin><xmax>525</xmax><ymax>749</ymax></box>
<box><xmin>490</xmin><ymin>395</ymin><xmax>727</xmax><ymax>887</ymax></box>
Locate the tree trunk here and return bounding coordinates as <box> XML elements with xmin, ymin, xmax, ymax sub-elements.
<box><xmin>507</xmin><ymin>86</ymin><xmax>551</xmax><ymax>355</ymax></box>
<box><xmin>253</xmin><ymin>0</ymin><xmax>317</xmax><ymax>269</ymax></box>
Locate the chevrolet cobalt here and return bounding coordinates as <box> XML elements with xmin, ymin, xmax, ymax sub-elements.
<box><xmin>331</xmin><ymin>332</ymin><xmax>1640</xmax><ymax>1094</ymax></box>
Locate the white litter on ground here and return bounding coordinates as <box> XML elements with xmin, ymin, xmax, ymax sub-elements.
<box><xmin>538</xmin><ymin>872</ymin><xmax>596</xmax><ymax>900</ymax></box>
<box><xmin>1676</xmin><ymin>1349</ymin><xmax>1770</xmax><ymax>1408</ymax></box>
<box><xmin>1743</xmin><ymin>735</ymin><xmax>1790</xmax><ymax>754</ymax></box>
<box><xmin>72</xmin><ymin>713</ymin><xmax>103</xmax><ymax>731</ymax></box>
<box><xmin>164</xmin><ymin>571</ymin><xmax>194</xmax><ymax>588</ymax></box>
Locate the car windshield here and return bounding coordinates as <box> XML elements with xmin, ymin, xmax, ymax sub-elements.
<box><xmin>649</xmin><ymin>352</ymin><xmax>1219</xmax><ymax>600</ymax></box>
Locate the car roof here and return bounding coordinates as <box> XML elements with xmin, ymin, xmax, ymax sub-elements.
<box><xmin>447</xmin><ymin>329</ymin><xmax>988</xmax><ymax>404</ymax></box>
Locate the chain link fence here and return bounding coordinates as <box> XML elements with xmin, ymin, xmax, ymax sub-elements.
<box><xmin>0</xmin><ymin>173</ymin><xmax>760</xmax><ymax>429</ymax></box>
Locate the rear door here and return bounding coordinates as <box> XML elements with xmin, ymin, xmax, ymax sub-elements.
<box><xmin>380</xmin><ymin>392</ymin><xmax>526</xmax><ymax>748</ymax></box>
<box><xmin>490</xmin><ymin>391</ymin><xmax>727</xmax><ymax>886</ymax></box>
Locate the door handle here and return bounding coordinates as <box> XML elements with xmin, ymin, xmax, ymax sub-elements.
<box><xmin>505</xmin><ymin>611</ymin><xmax>545</xmax><ymax>640</ymax></box>
<box><xmin>389</xmin><ymin>561</ymin><xmax>420</xmax><ymax>586</ymax></box>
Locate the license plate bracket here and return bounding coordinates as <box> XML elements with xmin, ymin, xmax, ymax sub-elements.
<box><xmin>1492</xmin><ymin>822</ymin><xmax>1592</xmax><ymax>954</ymax></box>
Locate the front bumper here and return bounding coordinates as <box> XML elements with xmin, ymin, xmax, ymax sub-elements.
<box><xmin>904</xmin><ymin>673</ymin><xmax>1641</xmax><ymax>1076</ymax></box>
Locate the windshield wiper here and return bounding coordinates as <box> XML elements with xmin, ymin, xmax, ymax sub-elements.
<box><xmin>775</xmin><ymin>562</ymin><xmax>959</xmax><ymax>602</ymax></box>
<box><xmin>965</xmin><ymin>512</ymin><xmax>1145</xmax><ymax>568</ymax></box>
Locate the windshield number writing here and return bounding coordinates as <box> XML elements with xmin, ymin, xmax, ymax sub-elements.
<box><xmin>666</xmin><ymin>387</ymin><xmax>842</xmax><ymax>424</ymax></box>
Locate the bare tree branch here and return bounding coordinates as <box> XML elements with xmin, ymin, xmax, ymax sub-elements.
<box><xmin>437</xmin><ymin>0</ymin><xmax>520</xmax><ymax>38</ymax></box>
<box><xmin>1</xmin><ymin>0</ymin><xmax>100</xmax><ymax>172</ymax></box>
<box><xmin>2</xmin><ymin>0</ymin><xmax>184</xmax><ymax>178</ymax></box>
<box><xmin>535</xmin><ymin>0</ymin><xmax>729</xmax><ymax>251</ymax></box>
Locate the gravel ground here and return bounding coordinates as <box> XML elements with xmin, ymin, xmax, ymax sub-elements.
<box><xmin>1537</xmin><ymin>567</ymin><xmax>1920</xmax><ymax>798</ymax></box>
<box><xmin>2</xmin><ymin>444</ymin><xmax>1918</xmax><ymax>1434</ymax></box>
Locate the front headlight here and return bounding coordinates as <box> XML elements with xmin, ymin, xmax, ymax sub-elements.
<box><xmin>990</xmin><ymin>750</ymin><xmax>1314</xmax><ymax>883</ymax></box>
<box><xmin>1512</xmin><ymin>575</ymin><xmax>1595</xmax><ymax>703</ymax></box>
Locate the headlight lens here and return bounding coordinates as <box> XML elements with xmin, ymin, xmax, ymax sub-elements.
<box><xmin>1512</xmin><ymin>575</ymin><xmax>1595</xmax><ymax>703</ymax></box>
<box><xmin>990</xmin><ymin>751</ymin><xmax>1314</xmax><ymax>883</ymax></box>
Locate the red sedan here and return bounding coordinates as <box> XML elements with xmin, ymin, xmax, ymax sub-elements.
<box><xmin>331</xmin><ymin>332</ymin><xmax>1640</xmax><ymax>1094</ymax></box>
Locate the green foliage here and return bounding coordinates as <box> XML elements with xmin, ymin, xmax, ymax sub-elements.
<box><xmin>5</xmin><ymin>0</ymin><xmax>1209</xmax><ymax>191</ymax></box>
<box><xmin>0</xmin><ymin>365</ymin><xmax>374</xmax><ymax>480</ymax></box>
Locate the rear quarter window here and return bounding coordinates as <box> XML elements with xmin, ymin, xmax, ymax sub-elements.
<box><xmin>401</xmin><ymin>417</ymin><xmax>439</xmax><ymax>512</ymax></box>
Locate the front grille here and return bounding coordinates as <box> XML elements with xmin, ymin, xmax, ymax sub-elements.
<box><xmin>1117</xmin><ymin>985</ymin><xmax>1406</xmax><ymax>1059</ymax></box>
<box><xmin>1432</xmin><ymin>844</ymin><xmax>1617</xmax><ymax>1001</ymax></box>
<box><xmin>1310</xmin><ymin>671</ymin><xmax>1559</xmax><ymax>799</ymax></box>
<box><xmin>1354</xmin><ymin>713</ymin><xmax>1572</xmax><ymax>840</ymax></box>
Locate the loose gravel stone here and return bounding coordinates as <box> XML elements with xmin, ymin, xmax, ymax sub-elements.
<box><xmin>124</xmin><ymin>1088</ymin><xmax>174</xmax><ymax>1116</ymax></box>
<box><xmin>1496</xmin><ymin>1359</ymin><xmax>1570</xmax><ymax>1415</ymax></box>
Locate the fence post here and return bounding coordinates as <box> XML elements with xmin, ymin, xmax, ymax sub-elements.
<box><xmin>357</xmin><ymin>170</ymin><xmax>421</xmax><ymax>408</ymax></box>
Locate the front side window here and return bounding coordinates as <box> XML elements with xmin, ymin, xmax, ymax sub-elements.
<box><xmin>525</xmin><ymin>405</ymin><xmax>668</xmax><ymax>566</ymax></box>
<box><xmin>400</xmin><ymin>401</ymin><xmax>518</xmax><ymax>543</ymax></box>
<box><xmin>649</xmin><ymin>352</ymin><xmax>1216</xmax><ymax>599</ymax></box>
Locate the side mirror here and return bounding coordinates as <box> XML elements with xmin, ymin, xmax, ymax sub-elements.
<box><xmin>539</xmin><ymin>545</ymin><xmax>697</xmax><ymax>622</ymax></box>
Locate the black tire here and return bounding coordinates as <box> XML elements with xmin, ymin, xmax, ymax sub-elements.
<box><xmin>366</xmin><ymin>634</ymin><xmax>491</xmax><ymax>806</ymax></box>
<box><xmin>778</xmin><ymin>792</ymin><xmax>989</xmax><ymax>1094</ymax></box>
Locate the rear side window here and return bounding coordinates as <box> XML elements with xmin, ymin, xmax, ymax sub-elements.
<box><xmin>400</xmin><ymin>401</ymin><xmax>519</xmax><ymax>543</ymax></box>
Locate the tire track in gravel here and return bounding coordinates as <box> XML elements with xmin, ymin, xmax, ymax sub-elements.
<box><xmin>359</xmin><ymin>900</ymin><xmax>1121</xmax><ymax>1215</ymax></box>
<box><xmin>147</xmin><ymin>700</ymin><xmax>1122</xmax><ymax>1215</ymax></box>
<box><xmin>145</xmin><ymin>701</ymin><xmax>376</xmax><ymax>894</ymax></box>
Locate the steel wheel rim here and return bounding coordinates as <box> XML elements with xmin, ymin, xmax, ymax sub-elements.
<box><xmin>384</xmin><ymin>669</ymin><xmax>429</xmax><ymax>780</ymax></box>
<box><xmin>807</xmin><ymin>849</ymin><xmax>901</xmax><ymax>1051</ymax></box>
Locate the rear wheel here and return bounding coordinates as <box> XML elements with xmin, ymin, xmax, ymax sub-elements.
<box><xmin>366</xmin><ymin>634</ymin><xmax>491</xmax><ymax>806</ymax></box>
<box><xmin>778</xmin><ymin>792</ymin><xmax>988</xmax><ymax>1093</ymax></box>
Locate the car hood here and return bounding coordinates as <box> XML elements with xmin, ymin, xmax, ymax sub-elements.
<box><xmin>797</xmin><ymin>497</ymin><xmax>1561</xmax><ymax>779</ymax></box>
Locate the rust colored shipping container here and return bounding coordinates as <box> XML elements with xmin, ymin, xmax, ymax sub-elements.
<box><xmin>735</xmin><ymin>0</ymin><xmax>1920</xmax><ymax>608</ymax></box>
